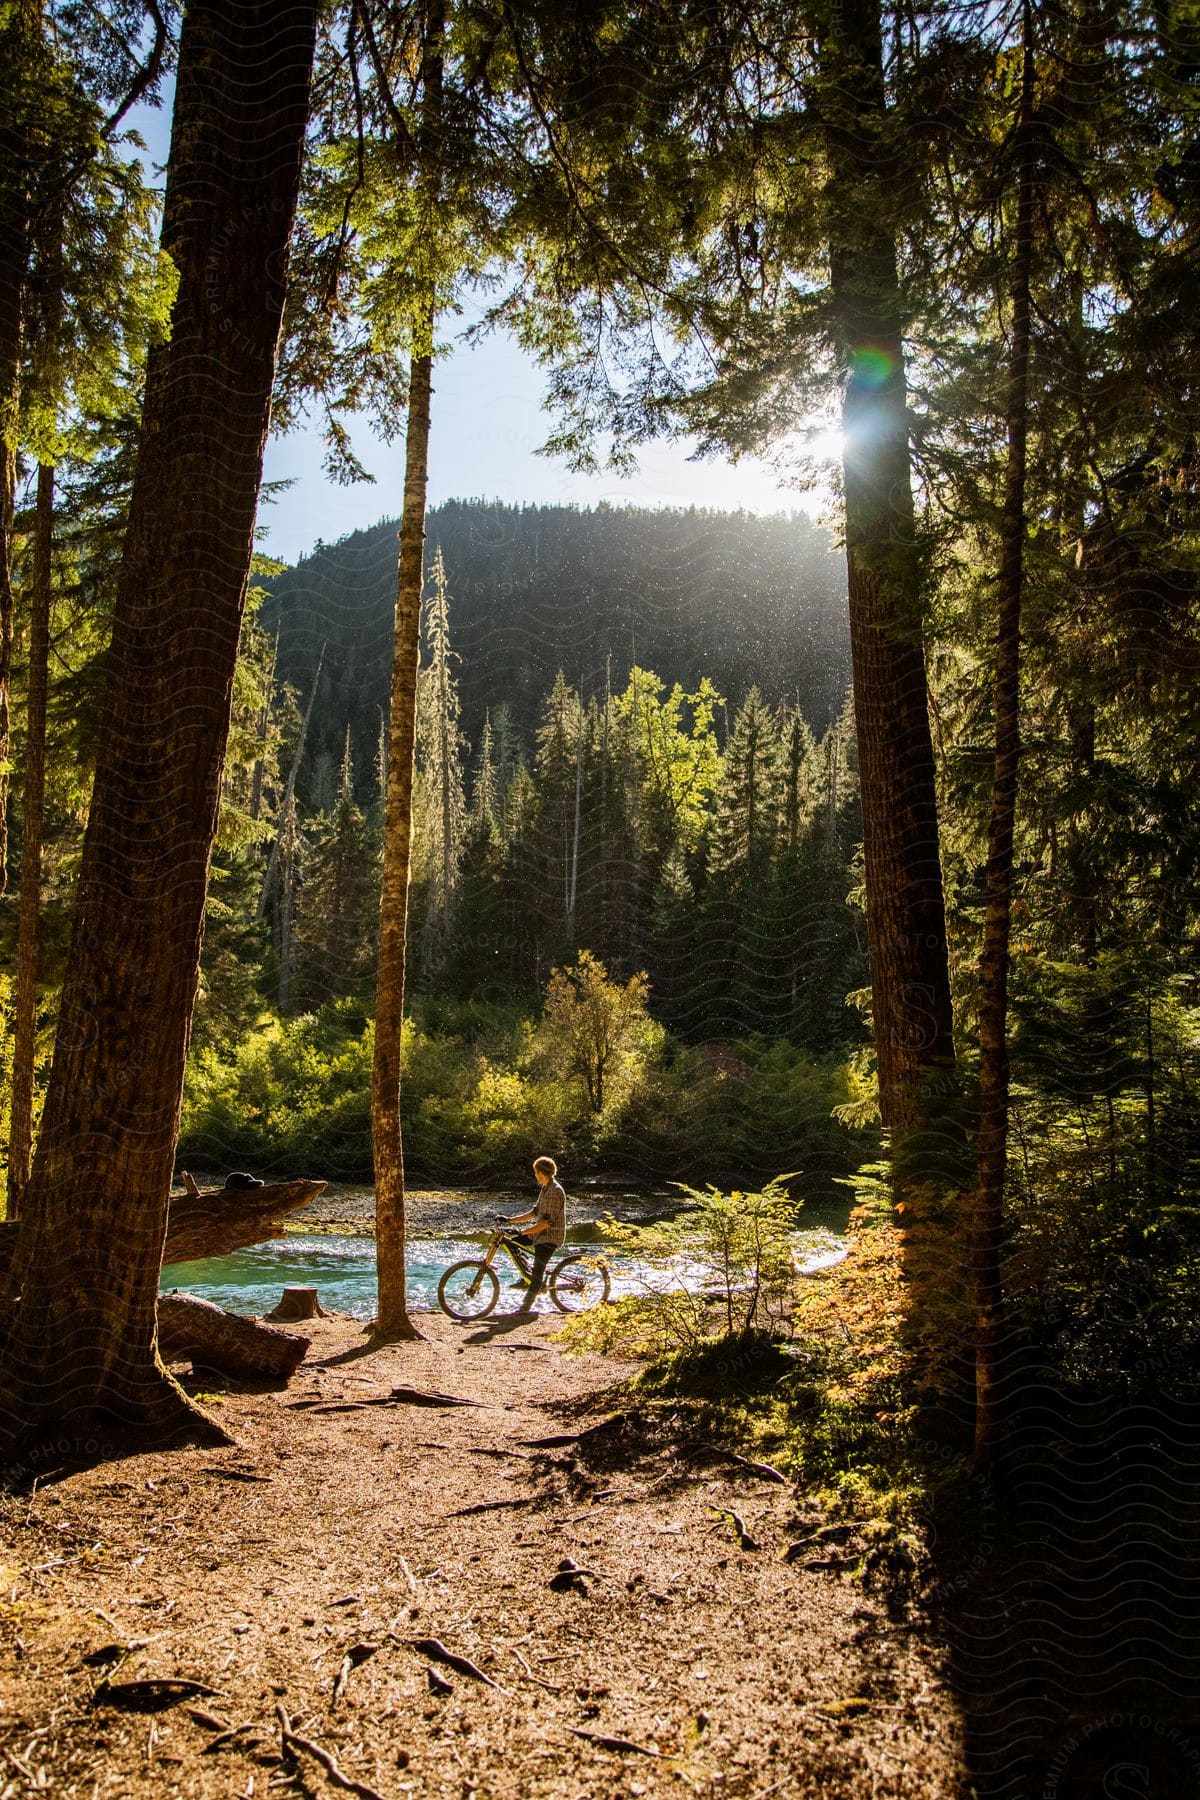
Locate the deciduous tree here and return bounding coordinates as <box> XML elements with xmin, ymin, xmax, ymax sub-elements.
<box><xmin>541</xmin><ymin>949</ymin><xmax>650</xmax><ymax>1115</ymax></box>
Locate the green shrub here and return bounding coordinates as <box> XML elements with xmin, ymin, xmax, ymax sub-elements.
<box><xmin>179</xmin><ymin>994</ymin><xmax>871</xmax><ymax>1189</ymax></box>
<box><xmin>561</xmin><ymin>1176</ymin><xmax>801</xmax><ymax>1359</ymax></box>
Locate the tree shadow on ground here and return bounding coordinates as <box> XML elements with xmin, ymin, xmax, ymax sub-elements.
<box><xmin>310</xmin><ymin>1334</ymin><xmax>392</xmax><ymax>1368</ymax></box>
<box><xmin>929</xmin><ymin>1362</ymin><xmax>1200</xmax><ymax>1799</ymax></box>
<box><xmin>576</xmin><ymin>1294</ymin><xmax>1200</xmax><ymax>1795</ymax></box>
<box><xmin>459</xmin><ymin>1313</ymin><xmax>547</xmax><ymax>1345</ymax></box>
<box><xmin>0</xmin><ymin>1411</ymin><xmax>232</xmax><ymax>1493</ymax></box>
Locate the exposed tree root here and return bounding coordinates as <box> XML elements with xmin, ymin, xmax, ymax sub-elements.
<box><xmin>568</xmin><ymin>1727</ymin><xmax>666</xmax><ymax>1757</ymax></box>
<box><xmin>447</xmin><ymin>1496</ymin><xmax>536</xmax><ymax>1517</ymax></box>
<box><xmin>277</xmin><ymin>1705</ymin><xmax>385</xmax><ymax>1800</ymax></box>
<box><xmin>291</xmin><ymin>1383</ymin><xmax>488</xmax><ymax>1415</ymax></box>
<box><xmin>408</xmin><ymin>1637</ymin><xmax>506</xmax><ymax>1691</ymax></box>
<box><xmin>93</xmin><ymin>1679</ymin><xmax>220</xmax><ymax>1713</ymax></box>
<box><xmin>365</xmin><ymin>1312</ymin><xmax>427</xmax><ymax>1346</ymax></box>
<box><xmin>709</xmin><ymin>1506</ymin><xmax>761</xmax><ymax>1551</ymax></box>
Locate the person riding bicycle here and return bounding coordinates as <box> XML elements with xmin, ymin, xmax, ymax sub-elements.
<box><xmin>496</xmin><ymin>1156</ymin><xmax>567</xmax><ymax>1314</ymax></box>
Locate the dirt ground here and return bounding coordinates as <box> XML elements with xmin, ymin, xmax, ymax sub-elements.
<box><xmin>0</xmin><ymin>1314</ymin><xmax>967</xmax><ymax>1799</ymax></box>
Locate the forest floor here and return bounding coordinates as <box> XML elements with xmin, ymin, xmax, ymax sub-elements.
<box><xmin>0</xmin><ymin>1313</ymin><xmax>966</xmax><ymax>1800</ymax></box>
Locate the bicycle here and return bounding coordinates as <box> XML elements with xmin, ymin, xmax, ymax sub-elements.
<box><xmin>437</xmin><ymin>1230</ymin><xmax>611</xmax><ymax>1321</ymax></box>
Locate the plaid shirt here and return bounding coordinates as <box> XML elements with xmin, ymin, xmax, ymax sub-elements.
<box><xmin>531</xmin><ymin>1177</ymin><xmax>567</xmax><ymax>1249</ymax></box>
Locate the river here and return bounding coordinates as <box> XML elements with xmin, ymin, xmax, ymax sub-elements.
<box><xmin>161</xmin><ymin>1179</ymin><xmax>851</xmax><ymax>1319</ymax></box>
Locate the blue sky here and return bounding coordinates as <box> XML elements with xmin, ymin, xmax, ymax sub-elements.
<box><xmin>262</xmin><ymin>323</ymin><xmax>826</xmax><ymax>564</ymax></box>
<box><xmin>126</xmin><ymin>93</ymin><xmax>830</xmax><ymax>567</ymax></box>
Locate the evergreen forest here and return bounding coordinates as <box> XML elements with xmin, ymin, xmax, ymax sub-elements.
<box><xmin>154</xmin><ymin>505</ymin><xmax>864</xmax><ymax>1186</ymax></box>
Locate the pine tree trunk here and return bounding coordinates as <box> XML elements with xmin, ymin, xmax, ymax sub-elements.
<box><xmin>257</xmin><ymin>643</ymin><xmax>324</xmax><ymax>920</ymax></box>
<box><xmin>1062</xmin><ymin>280</ymin><xmax>1097</xmax><ymax>968</ymax></box>
<box><xmin>1067</xmin><ymin>697</ymin><xmax>1097</xmax><ymax>965</ymax></box>
<box><xmin>827</xmin><ymin>724</ymin><xmax>838</xmax><ymax>853</ymax></box>
<box><xmin>787</xmin><ymin>723</ymin><xmax>801</xmax><ymax>854</ymax></box>
<box><xmin>569</xmin><ymin>725</ymin><xmax>582</xmax><ymax>926</ymax></box>
<box><xmin>438</xmin><ymin>630</ymin><xmax>453</xmax><ymax>931</ymax></box>
<box><xmin>973</xmin><ymin>4</ymin><xmax>1036</xmax><ymax>1468</ymax></box>
<box><xmin>278</xmin><ymin>795</ymin><xmax>297</xmax><ymax>1016</ymax></box>
<box><xmin>824</xmin><ymin>0</ymin><xmax>956</xmax><ymax>1139</ymax></box>
<box><xmin>6</xmin><ymin>461</ymin><xmax>52</xmax><ymax>1219</ymax></box>
<box><xmin>372</xmin><ymin>0</ymin><xmax>444</xmax><ymax>1342</ymax></box>
<box><xmin>372</xmin><ymin>335</ymin><xmax>433</xmax><ymax>1343</ymax></box>
<box><xmin>0</xmin><ymin>0</ymin><xmax>317</xmax><ymax>1451</ymax></box>
<box><xmin>249</xmin><ymin>632</ymin><xmax>277</xmax><ymax>824</ymax></box>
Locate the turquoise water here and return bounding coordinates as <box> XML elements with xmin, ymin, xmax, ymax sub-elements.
<box><xmin>162</xmin><ymin>1233</ymin><xmax>469</xmax><ymax>1320</ymax></box>
<box><xmin>161</xmin><ymin>1228</ymin><xmax>848</xmax><ymax>1320</ymax></box>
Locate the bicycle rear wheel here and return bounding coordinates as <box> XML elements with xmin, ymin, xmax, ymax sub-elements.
<box><xmin>438</xmin><ymin>1260</ymin><xmax>500</xmax><ymax>1321</ymax></box>
<box><xmin>550</xmin><ymin>1254</ymin><xmax>611</xmax><ymax>1314</ymax></box>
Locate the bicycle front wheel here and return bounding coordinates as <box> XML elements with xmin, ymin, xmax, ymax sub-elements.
<box><xmin>550</xmin><ymin>1254</ymin><xmax>611</xmax><ymax>1314</ymax></box>
<box><xmin>438</xmin><ymin>1260</ymin><xmax>500</xmax><ymax>1321</ymax></box>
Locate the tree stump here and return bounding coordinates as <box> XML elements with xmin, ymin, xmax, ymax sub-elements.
<box><xmin>158</xmin><ymin>1291</ymin><xmax>309</xmax><ymax>1379</ymax></box>
<box><xmin>267</xmin><ymin>1285</ymin><xmax>326</xmax><ymax>1322</ymax></box>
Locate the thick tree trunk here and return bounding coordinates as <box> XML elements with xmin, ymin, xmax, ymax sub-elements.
<box><xmin>823</xmin><ymin>0</ymin><xmax>956</xmax><ymax>1141</ymax></box>
<box><xmin>372</xmin><ymin>335</ymin><xmax>433</xmax><ymax>1342</ymax></box>
<box><xmin>0</xmin><ymin>0</ymin><xmax>318</xmax><ymax>1452</ymax></box>
<box><xmin>6</xmin><ymin>462</ymin><xmax>52</xmax><ymax>1219</ymax></box>
<box><xmin>973</xmin><ymin>5</ymin><xmax>1036</xmax><ymax>1469</ymax></box>
<box><xmin>158</xmin><ymin>1291</ymin><xmax>309</xmax><ymax>1380</ymax></box>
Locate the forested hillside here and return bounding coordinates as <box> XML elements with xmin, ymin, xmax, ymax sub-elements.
<box><xmin>183</xmin><ymin>539</ymin><xmax>867</xmax><ymax>1186</ymax></box>
<box><xmin>261</xmin><ymin>500</ymin><xmax>850</xmax><ymax>805</ymax></box>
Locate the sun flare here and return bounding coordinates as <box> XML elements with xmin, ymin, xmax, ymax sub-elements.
<box><xmin>732</xmin><ymin>418</ymin><xmax>844</xmax><ymax>516</ymax></box>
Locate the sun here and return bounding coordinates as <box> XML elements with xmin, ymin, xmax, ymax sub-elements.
<box><xmin>730</xmin><ymin>417</ymin><xmax>844</xmax><ymax>517</ymax></box>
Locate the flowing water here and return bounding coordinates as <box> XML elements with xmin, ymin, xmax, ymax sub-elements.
<box><xmin>160</xmin><ymin>1183</ymin><xmax>850</xmax><ymax>1319</ymax></box>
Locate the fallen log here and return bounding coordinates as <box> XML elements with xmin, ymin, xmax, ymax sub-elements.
<box><xmin>163</xmin><ymin>1174</ymin><xmax>327</xmax><ymax>1263</ymax></box>
<box><xmin>158</xmin><ymin>1291</ymin><xmax>310</xmax><ymax>1380</ymax></box>
<box><xmin>0</xmin><ymin>1175</ymin><xmax>326</xmax><ymax>1290</ymax></box>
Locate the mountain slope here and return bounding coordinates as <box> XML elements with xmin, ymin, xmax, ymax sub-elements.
<box><xmin>261</xmin><ymin>499</ymin><xmax>850</xmax><ymax>793</ymax></box>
